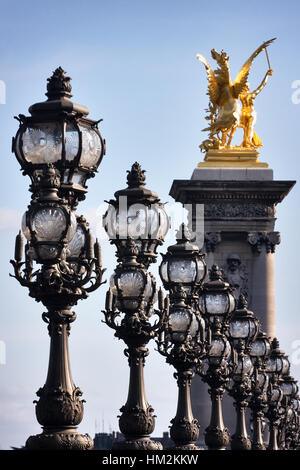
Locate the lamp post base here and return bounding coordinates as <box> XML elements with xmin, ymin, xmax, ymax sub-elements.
<box><xmin>112</xmin><ymin>437</ymin><xmax>162</xmax><ymax>451</ymax></box>
<box><xmin>25</xmin><ymin>428</ymin><xmax>94</xmax><ymax>450</ymax></box>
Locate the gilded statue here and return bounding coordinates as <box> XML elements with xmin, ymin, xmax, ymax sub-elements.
<box><xmin>197</xmin><ymin>39</ymin><xmax>275</xmax><ymax>151</ymax></box>
<box><xmin>239</xmin><ymin>69</ymin><xmax>273</xmax><ymax>148</ymax></box>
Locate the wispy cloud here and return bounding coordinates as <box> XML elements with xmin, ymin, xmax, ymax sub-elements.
<box><xmin>0</xmin><ymin>207</ymin><xmax>22</xmax><ymax>231</ymax></box>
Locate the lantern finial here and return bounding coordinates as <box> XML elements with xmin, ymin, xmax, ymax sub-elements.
<box><xmin>127</xmin><ymin>162</ymin><xmax>146</xmax><ymax>188</ymax></box>
<box><xmin>46</xmin><ymin>66</ymin><xmax>73</xmax><ymax>100</ymax></box>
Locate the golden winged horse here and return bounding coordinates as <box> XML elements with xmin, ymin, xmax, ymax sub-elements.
<box><xmin>197</xmin><ymin>39</ymin><xmax>275</xmax><ymax>149</ymax></box>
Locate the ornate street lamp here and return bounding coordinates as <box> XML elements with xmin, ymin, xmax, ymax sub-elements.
<box><xmin>278</xmin><ymin>375</ymin><xmax>298</xmax><ymax>449</ymax></box>
<box><xmin>227</xmin><ymin>340</ymin><xmax>254</xmax><ymax>450</ymax></box>
<box><xmin>265</xmin><ymin>378</ymin><xmax>284</xmax><ymax>451</ymax></box>
<box><xmin>197</xmin><ymin>318</ymin><xmax>232</xmax><ymax>450</ymax></box>
<box><xmin>157</xmin><ymin>226</ymin><xmax>206</xmax><ymax>449</ymax></box>
<box><xmin>197</xmin><ymin>265</ymin><xmax>235</xmax><ymax>450</ymax></box>
<box><xmin>227</xmin><ymin>296</ymin><xmax>260</xmax><ymax>450</ymax></box>
<box><xmin>265</xmin><ymin>338</ymin><xmax>289</xmax><ymax>451</ymax></box>
<box><xmin>159</xmin><ymin>224</ymin><xmax>206</xmax><ymax>297</ymax></box>
<box><xmin>103</xmin><ymin>162</ymin><xmax>169</xmax><ymax>267</ymax></box>
<box><xmin>229</xmin><ymin>295</ymin><xmax>260</xmax><ymax>350</ymax></box>
<box><xmin>198</xmin><ymin>265</ymin><xmax>236</xmax><ymax>327</ymax></box>
<box><xmin>12</xmin><ymin>67</ymin><xmax>105</xmax><ymax>209</ymax></box>
<box><xmin>103</xmin><ymin>240</ymin><xmax>167</xmax><ymax>450</ymax></box>
<box><xmin>157</xmin><ymin>289</ymin><xmax>205</xmax><ymax>450</ymax></box>
<box><xmin>248</xmin><ymin>331</ymin><xmax>271</xmax><ymax>450</ymax></box>
<box><xmin>266</xmin><ymin>338</ymin><xmax>290</xmax><ymax>378</ymax></box>
<box><xmin>102</xmin><ymin>163</ymin><xmax>170</xmax><ymax>450</ymax></box>
<box><xmin>287</xmin><ymin>397</ymin><xmax>300</xmax><ymax>449</ymax></box>
<box><xmin>10</xmin><ymin>165</ymin><xmax>105</xmax><ymax>449</ymax></box>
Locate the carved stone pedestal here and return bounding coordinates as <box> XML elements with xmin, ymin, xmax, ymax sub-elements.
<box><xmin>169</xmin><ymin>166</ymin><xmax>295</xmax><ymax>446</ymax></box>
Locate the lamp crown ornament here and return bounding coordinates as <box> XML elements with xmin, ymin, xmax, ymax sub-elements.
<box><xmin>36</xmin><ymin>163</ymin><xmax>61</xmax><ymax>201</ymax></box>
<box><xmin>237</xmin><ymin>294</ymin><xmax>248</xmax><ymax>310</ymax></box>
<box><xmin>271</xmin><ymin>337</ymin><xmax>283</xmax><ymax>355</ymax></box>
<box><xmin>126</xmin><ymin>162</ymin><xmax>146</xmax><ymax>188</ymax></box>
<box><xmin>209</xmin><ymin>264</ymin><xmax>223</xmax><ymax>281</ymax></box>
<box><xmin>212</xmin><ymin>316</ymin><xmax>222</xmax><ymax>335</ymax></box>
<box><xmin>46</xmin><ymin>66</ymin><xmax>72</xmax><ymax>100</ymax></box>
<box><xmin>175</xmin><ymin>223</ymin><xmax>191</xmax><ymax>242</ymax></box>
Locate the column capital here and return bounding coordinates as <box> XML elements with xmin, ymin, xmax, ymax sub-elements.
<box><xmin>247</xmin><ymin>231</ymin><xmax>281</xmax><ymax>254</ymax></box>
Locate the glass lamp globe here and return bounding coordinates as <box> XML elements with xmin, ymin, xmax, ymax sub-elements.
<box><xmin>67</xmin><ymin>223</ymin><xmax>86</xmax><ymax>259</ymax></box>
<box><xmin>167</xmin><ymin>308</ymin><xmax>204</xmax><ymax>344</ymax></box>
<box><xmin>159</xmin><ymin>224</ymin><xmax>206</xmax><ymax>295</ymax></box>
<box><xmin>292</xmin><ymin>398</ymin><xmax>300</xmax><ymax>411</ymax></box>
<box><xmin>103</xmin><ymin>162</ymin><xmax>170</xmax><ymax>267</ymax></box>
<box><xmin>250</xmin><ymin>331</ymin><xmax>271</xmax><ymax>360</ymax></box>
<box><xmin>233</xmin><ymin>354</ymin><xmax>254</xmax><ymax>378</ymax></box>
<box><xmin>13</xmin><ymin>67</ymin><xmax>105</xmax><ymax>205</ymax></box>
<box><xmin>269</xmin><ymin>386</ymin><xmax>282</xmax><ymax>404</ymax></box>
<box><xmin>198</xmin><ymin>265</ymin><xmax>235</xmax><ymax>324</ymax></box>
<box><xmin>208</xmin><ymin>334</ymin><xmax>231</xmax><ymax>366</ymax></box>
<box><xmin>110</xmin><ymin>268</ymin><xmax>156</xmax><ymax>313</ymax></box>
<box><xmin>229</xmin><ymin>295</ymin><xmax>259</xmax><ymax>347</ymax></box>
<box><xmin>22</xmin><ymin>206</ymin><xmax>76</xmax><ymax>261</ymax></box>
<box><xmin>280</xmin><ymin>376</ymin><xmax>298</xmax><ymax>398</ymax></box>
<box><xmin>266</xmin><ymin>338</ymin><xmax>290</xmax><ymax>376</ymax></box>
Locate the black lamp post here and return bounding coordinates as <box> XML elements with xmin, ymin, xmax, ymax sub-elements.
<box><xmin>157</xmin><ymin>224</ymin><xmax>206</xmax><ymax>449</ymax></box>
<box><xmin>10</xmin><ymin>165</ymin><xmax>105</xmax><ymax>449</ymax></box>
<box><xmin>278</xmin><ymin>375</ymin><xmax>298</xmax><ymax>449</ymax></box>
<box><xmin>12</xmin><ymin>67</ymin><xmax>105</xmax><ymax>209</ymax></box>
<box><xmin>102</xmin><ymin>163</ymin><xmax>170</xmax><ymax>450</ymax></box>
<box><xmin>227</xmin><ymin>295</ymin><xmax>260</xmax><ymax>450</ymax></box>
<box><xmin>265</xmin><ymin>338</ymin><xmax>289</xmax><ymax>450</ymax></box>
<box><xmin>248</xmin><ymin>331</ymin><xmax>271</xmax><ymax>450</ymax></box>
<box><xmin>197</xmin><ymin>265</ymin><xmax>235</xmax><ymax>451</ymax></box>
<box><xmin>286</xmin><ymin>397</ymin><xmax>300</xmax><ymax>449</ymax></box>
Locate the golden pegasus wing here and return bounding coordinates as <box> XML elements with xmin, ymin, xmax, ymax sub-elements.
<box><xmin>232</xmin><ymin>38</ymin><xmax>276</xmax><ymax>98</ymax></box>
<box><xmin>196</xmin><ymin>53</ymin><xmax>219</xmax><ymax>105</ymax></box>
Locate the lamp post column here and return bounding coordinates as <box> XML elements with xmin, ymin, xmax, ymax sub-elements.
<box><xmin>26</xmin><ymin>308</ymin><xmax>93</xmax><ymax>450</ymax></box>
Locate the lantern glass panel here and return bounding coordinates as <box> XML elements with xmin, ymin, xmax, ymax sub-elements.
<box><xmin>79</xmin><ymin>125</ymin><xmax>101</xmax><ymax>168</ymax></box>
<box><xmin>31</xmin><ymin>208</ymin><xmax>76</xmax><ymax>242</ymax></box>
<box><xmin>168</xmin><ymin>309</ymin><xmax>198</xmax><ymax>343</ymax></box>
<box><xmin>195</xmin><ymin>258</ymin><xmax>206</xmax><ymax>283</ymax></box>
<box><xmin>281</xmin><ymin>382</ymin><xmax>294</xmax><ymax>396</ymax></box>
<box><xmin>156</xmin><ymin>205</ymin><xmax>169</xmax><ymax>239</ymax></box>
<box><xmin>117</xmin><ymin>271</ymin><xmax>145</xmax><ymax>297</ymax></box>
<box><xmin>282</xmin><ymin>357</ymin><xmax>290</xmax><ymax>375</ymax></box>
<box><xmin>169</xmin><ymin>258</ymin><xmax>196</xmax><ymax>284</ymax></box>
<box><xmin>67</xmin><ymin>225</ymin><xmax>85</xmax><ymax>258</ymax></box>
<box><xmin>230</xmin><ymin>319</ymin><xmax>250</xmax><ymax>339</ymax></box>
<box><xmin>250</xmin><ymin>338</ymin><xmax>267</xmax><ymax>357</ymax></box>
<box><xmin>160</xmin><ymin>260</ymin><xmax>168</xmax><ymax>283</ymax></box>
<box><xmin>228</xmin><ymin>293</ymin><xmax>236</xmax><ymax>313</ymax></box>
<box><xmin>200</xmin><ymin>293</ymin><xmax>229</xmax><ymax>315</ymax></box>
<box><xmin>235</xmin><ymin>356</ymin><xmax>253</xmax><ymax>375</ymax></box>
<box><xmin>266</xmin><ymin>357</ymin><xmax>282</xmax><ymax>373</ymax></box>
<box><xmin>270</xmin><ymin>388</ymin><xmax>281</xmax><ymax>403</ymax></box>
<box><xmin>127</xmin><ymin>205</ymin><xmax>147</xmax><ymax>238</ymax></box>
<box><xmin>65</xmin><ymin>122</ymin><xmax>79</xmax><ymax>161</ymax></box>
<box><xmin>209</xmin><ymin>338</ymin><xmax>229</xmax><ymax>357</ymax></box>
<box><xmin>22</xmin><ymin>123</ymin><xmax>62</xmax><ymax>164</ymax></box>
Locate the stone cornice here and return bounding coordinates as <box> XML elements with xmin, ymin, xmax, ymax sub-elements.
<box><xmin>169</xmin><ymin>180</ymin><xmax>296</xmax><ymax>205</ymax></box>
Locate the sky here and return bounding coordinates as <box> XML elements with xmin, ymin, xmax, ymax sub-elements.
<box><xmin>0</xmin><ymin>0</ymin><xmax>300</xmax><ymax>449</ymax></box>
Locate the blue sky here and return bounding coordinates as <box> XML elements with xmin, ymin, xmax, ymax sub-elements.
<box><xmin>1</xmin><ymin>0</ymin><xmax>300</xmax><ymax>449</ymax></box>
